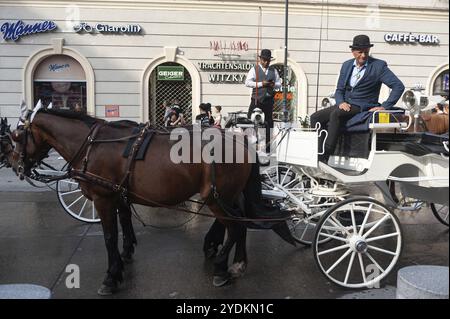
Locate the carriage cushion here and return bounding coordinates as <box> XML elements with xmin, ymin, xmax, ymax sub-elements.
<box><xmin>343</xmin><ymin>109</ymin><xmax>405</xmax><ymax>133</ymax></box>
<box><xmin>376</xmin><ymin>132</ymin><xmax>449</xmax><ymax>156</ymax></box>
<box><xmin>122</xmin><ymin>125</ymin><xmax>154</xmax><ymax>160</ymax></box>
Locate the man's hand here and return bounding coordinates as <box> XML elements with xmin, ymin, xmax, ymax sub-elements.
<box><xmin>369</xmin><ymin>106</ymin><xmax>385</xmax><ymax>112</ymax></box>
<box><xmin>338</xmin><ymin>102</ymin><xmax>351</xmax><ymax>112</ymax></box>
<box><xmin>262</xmin><ymin>80</ymin><xmax>274</xmax><ymax>88</ymax></box>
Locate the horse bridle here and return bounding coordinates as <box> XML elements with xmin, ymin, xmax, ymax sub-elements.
<box><xmin>13</xmin><ymin>122</ymin><xmax>40</xmax><ymax>180</ymax></box>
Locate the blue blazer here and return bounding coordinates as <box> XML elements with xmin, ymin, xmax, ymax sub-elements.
<box><xmin>335</xmin><ymin>57</ymin><xmax>405</xmax><ymax>112</ymax></box>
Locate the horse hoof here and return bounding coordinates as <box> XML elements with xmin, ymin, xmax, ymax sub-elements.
<box><xmin>228</xmin><ymin>262</ymin><xmax>247</xmax><ymax>278</ymax></box>
<box><xmin>213</xmin><ymin>274</ymin><xmax>230</xmax><ymax>287</ymax></box>
<box><xmin>97</xmin><ymin>284</ymin><xmax>117</xmax><ymax>296</ymax></box>
<box><xmin>121</xmin><ymin>252</ymin><xmax>133</xmax><ymax>264</ymax></box>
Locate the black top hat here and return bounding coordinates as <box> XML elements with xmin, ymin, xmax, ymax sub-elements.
<box><xmin>350</xmin><ymin>35</ymin><xmax>374</xmax><ymax>49</ymax></box>
<box><xmin>259</xmin><ymin>49</ymin><xmax>274</xmax><ymax>60</ymax></box>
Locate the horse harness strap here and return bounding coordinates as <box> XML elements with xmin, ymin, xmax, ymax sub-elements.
<box><xmin>115</xmin><ymin>123</ymin><xmax>151</xmax><ymax>198</ymax></box>
<box><xmin>69</xmin><ymin>167</ymin><xmax>290</xmax><ymax>223</ymax></box>
<box><xmin>74</xmin><ymin>123</ymin><xmax>152</xmax><ymax>201</ymax></box>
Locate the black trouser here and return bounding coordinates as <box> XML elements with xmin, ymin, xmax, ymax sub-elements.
<box><xmin>310</xmin><ymin>105</ymin><xmax>361</xmax><ymax>155</ymax></box>
<box><xmin>248</xmin><ymin>98</ymin><xmax>274</xmax><ymax>153</ymax></box>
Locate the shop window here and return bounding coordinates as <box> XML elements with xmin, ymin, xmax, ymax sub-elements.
<box><xmin>33</xmin><ymin>55</ymin><xmax>87</xmax><ymax>112</ymax></box>
<box><xmin>149</xmin><ymin>62</ymin><xmax>192</xmax><ymax>126</ymax></box>
<box><xmin>272</xmin><ymin>64</ymin><xmax>298</xmax><ymax>122</ymax></box>
<box><xmin>432</xmin><ymin>69</ymin><xmax>449</xmax><ymax>98</ymax></box>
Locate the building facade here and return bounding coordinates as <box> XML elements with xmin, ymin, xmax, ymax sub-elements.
<box><xmin>0</xmin><ymin>0</ymin><xmax>448</xmax><ymax>125</ymax></box>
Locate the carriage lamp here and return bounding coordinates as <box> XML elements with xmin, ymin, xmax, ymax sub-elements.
<box><xmin>321</xmin><ymin>93</ymin><xmax>336</xmax><ymax>108</ymax></box>
<box><xmin>251</xmin><ymin>108</ymin><xmax>265</xmax><ymax>125</ymax></box>
<box><xmin>401</xmin><ymin>85</ymin><xmax>430</xmax><ymax>132</ymax></box>
<box><xmin>401</xmin><ymin>86</ymin><xmax>430</xmax><ymax>113</ymax></box>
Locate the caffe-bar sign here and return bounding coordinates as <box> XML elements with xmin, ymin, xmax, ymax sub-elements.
<box><xmin>1</xmin><ymin>20</ymin><xmax>57</xmax><ymax>41</ymax></box>
<box><xmin>384</xmin><ymin>33</ymin><xmax>439</xmax><ymax>45</ymax></box>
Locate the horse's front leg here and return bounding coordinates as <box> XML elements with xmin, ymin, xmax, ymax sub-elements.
<box><xmin>203</xmin><ymin>219</ymin><xmax>225</xmax><ymax>259</ymax></box>
<box><xmin>118</xmin><ymin>201</ymin><xmax>137</xmax><ymax>264</ymax></box>
<box><xmin>95</xmin><ymin>196</ymin><xmax>124</xmax><ymax>296</ymax></box>
<box><xmin>229</xmin><ymin>224</ymin><xmax>247</xmax><ymax>278</ymax></box>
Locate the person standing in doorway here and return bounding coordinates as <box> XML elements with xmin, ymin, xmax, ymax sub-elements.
<box><xmin>245</xmin><ymin>49</ymin><xmax>281</xmax><ymax>154</ymax></box>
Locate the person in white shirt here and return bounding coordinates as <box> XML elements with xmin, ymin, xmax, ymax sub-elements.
<box><xmin>245</xmin><ymin>49</ymin><xmax>281</xmax><ymax>153</ymax></box>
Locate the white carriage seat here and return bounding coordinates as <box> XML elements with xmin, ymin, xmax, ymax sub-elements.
<box><xmin>328</xmin><ymin>110</ymin><xmax>408</xmax><ymax>173</ymax></box>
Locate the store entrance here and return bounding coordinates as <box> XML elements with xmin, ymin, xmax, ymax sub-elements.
<box><xmin>149</xmin><ymin>62</ymin><xmax>193</xmax><ymax>126</ymax></box>
<box><xmin>272</xmin><ymin>64</ymin><xmax>298</xmax><ymax>122</ymax></box>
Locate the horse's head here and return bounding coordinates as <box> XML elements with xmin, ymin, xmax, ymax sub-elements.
<box><xmin>0</xmin><ymin>117</ymin><xmax>13</xmax><ymax>167</ymax></box>
<box><xmin>9</xmin><ymin>102</ymin><xmax>52</xmax><ymax>179</ymax></box>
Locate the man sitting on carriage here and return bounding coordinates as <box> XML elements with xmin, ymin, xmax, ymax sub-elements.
<box><xmin>311</xmin><ymin>34</ymin><xmax>405</xmax><ymax>163</ymax></box>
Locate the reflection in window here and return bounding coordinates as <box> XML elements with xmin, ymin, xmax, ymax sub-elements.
<box><xmin>433</xmin><ymin>69</ymin><xmax>449</xmax><ymax>98</ymax></box>
<box><xmin>34</xmin><ymin>81</ymin><xmax>87</xmax><ymax>112</ymax></box>
<box><xmin>272</xmin><ymin>64</ymin><xmax>298</xmax><ymax>122</ymax></box>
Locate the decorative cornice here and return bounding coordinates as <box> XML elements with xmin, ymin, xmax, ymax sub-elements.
<box><xmin>0</xmin><ymin>1</ymin><xmax>448</xmax><ymax>21</ymax></box>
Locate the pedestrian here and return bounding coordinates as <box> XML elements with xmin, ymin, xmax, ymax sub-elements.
<box><xmin>213</xmin><ymin>105</ymin><xmax>223</xmax><ymax>128</ymax></box>
<box><xmin>170</xmin><ymin>98</ymin><xmax>186</xmax><ymax>126</ymax></box>
<box><xmin>310</xmin><ymin>34</ymin><xmax>405</xmax><ymax>163</ymax></box>
<box><xmin>195</xmin><ymin>103</ymin><xmax>211</xmax><ymax>126</ymax></box>
<box><xmin>245</xmin><ymin>49</ymin><xmax>282</xmax><ymax>154</ymax></box>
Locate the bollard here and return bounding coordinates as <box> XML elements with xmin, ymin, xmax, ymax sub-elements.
<box><xmin>396</xmin><ymin>265</ymin><xmax>449</xmax><ymax>299</ymax></box>
<box><xmin>0</xmin><ymin>284</ymin><xmax>51</xmax><ymax>299</ymax></box>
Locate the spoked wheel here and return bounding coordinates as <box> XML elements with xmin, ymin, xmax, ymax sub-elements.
<box><xmin>431</xmin><ymin>203</ymin><xmax>449</xmax><ymax>227</ymax></box>
<box><xmin>56</xmin><ymin>178</ymin><xmax>100</xmax><ymax>223</ymax></box>
<box><xmin>313</xmin><ymin>197</ymin><xmax>402</xmax><ymax>288</ymax></box>
<box><xmin>261</xmin><ymin>165</ymin><xmax>313</xmax><ymax>245</ymax></box>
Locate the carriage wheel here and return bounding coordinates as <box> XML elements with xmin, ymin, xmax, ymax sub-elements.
<box><xmin>313</xmin><ymin>197</ymin><xmax>402</xmax><ymax>288</ymax></box>
<box><xmin>431</xmin><ymin>203</ymin><xmax>449</xmax><ymax>227</ymax></box>
<box><xmin>261</xmin><ymin>165</ymin><xmax>314</xmax><ymax>244</ymax></box>
<box><xmin>56</xmin><ymin>178</ymin><xmax>100</xmax><ymax>223</ymax></box>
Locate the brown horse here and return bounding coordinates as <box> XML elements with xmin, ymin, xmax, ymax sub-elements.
<box><xmin>6</xmin><ymin>108</ymin><xmax>294</xmax><ymax>295</ymax></box>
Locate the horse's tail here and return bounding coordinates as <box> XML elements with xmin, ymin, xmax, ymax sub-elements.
<box><xmin>243</xmin><ymin>159</ymin><xmax>296</xmax><ymax>246</ymax></box>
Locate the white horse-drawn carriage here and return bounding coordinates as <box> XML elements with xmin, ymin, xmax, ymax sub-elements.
<box><xmin>10</xmin><ymin>100</ymin><xmax>447</xmax><ymax>290</ymax></box>
<box><xmin>260</xmin><ymin>109</ymin><xmax>448</xmax><ymax>288</ymax></box>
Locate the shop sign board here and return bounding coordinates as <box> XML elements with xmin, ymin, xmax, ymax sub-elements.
<box><xmin>199</xmin><ymin>62</ymin><xmax>253</xmax><ymax>84</ymax></box>
<box><xmin>105</xmin><ymin>105</ymin><xmax>120</xmax><ymax>118</ymax></box>
<box><xmin>384</xmin><ymin>33</ymin><xmax>439</xmax><ymax>45</ymax></box>
<box><xmin>1</xmin><ymin>20</ymin><xmax>57</xmax><ymax>41</ymax></box>
<box><xmin>74</xmin><ymin>22</ymin><xmax>141</xmax><ymax>34</ymax></box>
<box><xmin>157</xmin><ymin>66</ymin><xmax>184</xmax><ymax>81</ymax></box>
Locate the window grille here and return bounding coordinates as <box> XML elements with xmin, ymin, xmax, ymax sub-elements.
<box><xmin>149</xmin><ymin>62</ymin><xmax>193</xmax><ymax>126</ymax></box>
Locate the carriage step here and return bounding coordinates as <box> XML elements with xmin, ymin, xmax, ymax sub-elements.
<box><xmin>396</xmin><ymin>265</ymin><xmax>449</xmax><ymax>299</ymax></box>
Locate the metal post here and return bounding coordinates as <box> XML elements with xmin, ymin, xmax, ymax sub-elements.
<box><xmin>283</xmin><ymin>0</ymin><xmax>289</xmax><ymax>122</ymax></box>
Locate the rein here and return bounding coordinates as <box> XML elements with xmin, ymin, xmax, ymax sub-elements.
<box><xmin>69</xmin><ymin>167</ymin><xmax>292</xmax><ymax>223</ymax></box>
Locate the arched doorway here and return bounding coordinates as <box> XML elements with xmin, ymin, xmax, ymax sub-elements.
<box><xmin>427</xmin><ymin>63</ymin><xmax>449</xmax><ymax>99</ymax></box>
<box><xmin>149</xmin><ymin>62</ymin><xmax>192</xmax><ymax>126</ymax></box>
<box><xmin>33</xmin><ymin>55</ymin><xmax>87</xmax><ymax>112</ymax></box>
<box><xmin>432</xmin><ymin>69</ymin><xmax>449</xmax><ymax>98</ymax></box>
<box><xmin>23</xmin><ymin>41</ymin><xmax>95</xmax><ymax>115</ymax></box>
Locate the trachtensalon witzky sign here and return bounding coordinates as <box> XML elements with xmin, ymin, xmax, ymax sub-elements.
<box><xmin>1</xmin><ymin>20</ymin><xmax>57</xmax><ymax>41</ymax></box>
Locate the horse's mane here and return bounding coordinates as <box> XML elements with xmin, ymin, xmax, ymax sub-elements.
<box><xmin>38</xmin><ymin>109</ymin><xmax>142</xmax><ymax>129</ymax></box>
<box><xmin>39</xmin><ymin>109</ymin><xmax>100</xmax><ymax>127</ymax></box>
